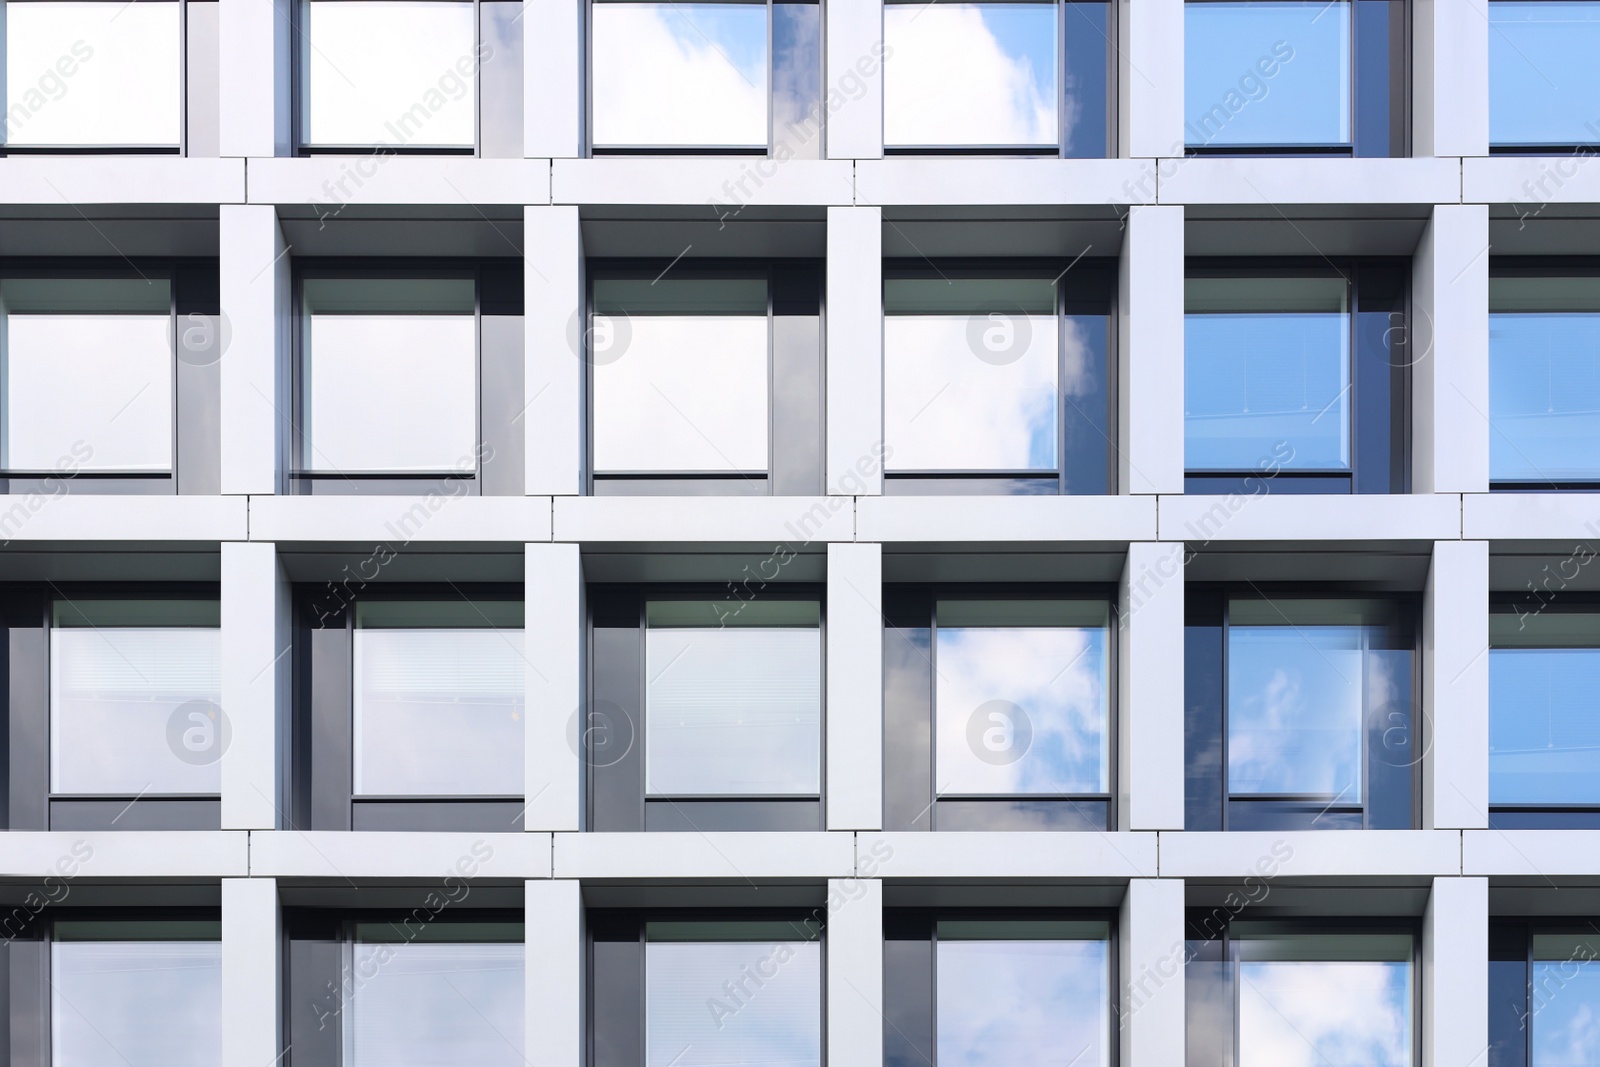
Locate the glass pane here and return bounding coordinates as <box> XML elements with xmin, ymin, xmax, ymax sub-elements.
<box><xmin>937</xmin><ymin>937</ymin><xmax>1108</xmax><ymax>1067</ymax></box>
<box><xmin>645</xmin><ymin>614</ymin><xmax>821</xmax><ymax>796</ymax></box>
<box><xmin>883</xmin><ymin>2</ymin><xmax>1058</xmax><ymax>148</ymax></box>
<box><xmin>1185</xmin><ymin>0</ymin><xmax>1352</xmax><ymax>147</ymax></box>
<box><xmin>772</xmin><ymin>3</ymin><xmax>823</xmax><ymax>158</ymax></box>
<box><xmin>1489</xmin><ymin>314</ymin><xmax>1600</xmax><ymax>482</ymax></box>
<box><xmin>348</xmin><ymin>941</ymin><xmax>525</xmax><ymax>1066</ymax></box>
<box><xmin>591</xmin><ymin>315</ymin><xmax>769</xmax><ymax>473</ymax></box>
<box><xmin>1227</xmin><ymin>625</ymin><xmax>1364</xmax><ymax>797</ymax></box>
<box><xmin>3</xmin><ymin>298</ymin><xmax>173</xmax><ymax>472</ymax></box>
<box><xmin>645</xmin><ymin>940</ymin><xmax>821</xmax><ymax>1067</ymax></box>
<box><xmin>4</xmin><ymin>1</ymin><xmax>181</xmax><ymax>148</ymax></box>
<box><xmin>1238</xmin><ymin>954</ymin><xmax>1411</xmax><ymax>1066</ymax></box>
<box><xmin>51</xmin><ymin>625</ymin><xmax>221</xmax><ymax>794</ymax></box>
<box><xmin>1186</xmin><ymin>283</ymin><xmax>1351</xmax><ymax>471</ymax></box>
<box><xmin>1490</xmin><ymin>648</ymin><xmax>1600</xmax><ymax>805</ymax></box>
<box><xmin>591</xmin><ymin>2</ymin><xmax>769</xmax><ymax>149</ymax></box>
<box><xmin>302</xmin><ymin>295</ymin><xmax>476</xmax><ymax>472</ymax></box>
<box><xmin>353</xmin><ymin>627</ymin><xmax>525</xmax><ymax>795</ymax></box>
<box><xmin>480</xmin><ymin>2</ymin><xmax>525</xmax><ymax>157</ymax></box>
<box><xmin>304</xmin><ymin>0</ymin><xmax>478</xmax><ymax>148</ymax></box>
<box><xmin>1489</xmin><ymin>2</ymin><xmax>1600</xmax><ymax>146</ymax></box>
<box><xmin>52</xmin><ymin>940</ymin><xmax>221</xmax><ymax>1067</ymax></box>
<box><xmin>934</xmin><ymin>603</ymin><xmax>1110</xmax><ymax>795</ymax></box>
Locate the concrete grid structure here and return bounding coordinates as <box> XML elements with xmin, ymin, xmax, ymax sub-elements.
<box><xmin>1</xmin><ymin>1</ymin><xmax>1592</xmax><ymax>1064</ymax></box>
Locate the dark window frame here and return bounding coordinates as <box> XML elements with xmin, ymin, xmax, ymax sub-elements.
<box><xmin>882</xmin><ymin>257</ymin><xmax>1118</xmax><ymax>497</ymax></box>
<box><xmin>1183</xmin><ymin>584</ymin><xmax>1422</xmax><ymax>831</ymax></box>
<box><xmin>883</xmin><ymin>583</ymin><xmax>1119</xmax><ymax>831</ymax></box>
<box><xmin>1184</xmin><ymin>256</ymin><xmax>1411</xmax><ymax>495</ymax></box>
<box><xmin>584</xmin><ymin>259</ymin><xmax>825</xmax><ymax>497</ymax></box>
<box><xmin>1182</xmin><ymin>0</ymin><xmax>1409</xmax><ymax>158</ymax></box>
<box><xmin>1487</xmin><ymin>918</ymin><xmax>1600</xmax><ymax>1067</ymax></box>
<box><xmin>585</xmin><ymin>583</ymin><xmax>828</xmax><ymax>831</ymax></box>
<box><xmin>291</xmin><ymin>581</ymin><xmax>527</xmax><ymax>832</ymax></box>
<box><xmin>880</xmin><ymin>0</ymin><xmax>1117</xmax><ymax>159</ymax></box>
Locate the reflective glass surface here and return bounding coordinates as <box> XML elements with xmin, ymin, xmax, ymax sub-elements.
<box><xmin>301</xmin><ymin>278</ymin><xmax>477</xmax><ymax>474</ymax></box>
<box><xmin>1532</xmin><ymin>933</ymin><xmax>1600</xmax><ymax>1064</ymax></box>
<box><xmin>1490</xmin><ymin>612</ymin><xmax>1600</xmax><ymax>806</ymax></box>
<box><xmin>1235</xmin><ymin>932</ymin><xmax>1412</xmax><ymax>1067</ymax></box>
<box><xmin>353</xmin><ymin>601</ymin><xmax>524</xmax><ymax>797</ymax></box>
<box><xmin>1489</xmin><ymin>2</ymin><xmax>1600</xmax><ymax>146</ymax></box>
<box><xmin>884</xmin><ymin>3</ymin><xmax>1058</xmax><ymax>148</ymax></box>
<box><xmin>936</xmin><ymin>923</ymin><xmax>1109</xmax><ymax>1067</ymax></box>
<box><xmin>772</xmin><ymin>3</ymin><xmax>823</xmax><ymax>158</ymax></box>
<box><xmin>51</xmin><ymin>600</ymin><xmax>221</xmax><ymax>795</ymax></box>
<box><xmin>1185</xmin><ymin>0</ymin><xmax>1351</xmax><ymax>147</ymax></box>
<box><xmin>1489</xmin><ymin>277</ymin><xmax>1600</xmax><ymax>482</ymax></box>
<box><xmin>349</xmin><ymin>925</ymin><xmax>525</xmax><ymax>1067</ymax></box>
<box><xmin>4</xmin><ymin>1</ymin><xmax>181</xmax><ymax>148</ymax></box>
<box><xmin>304</xmin><ymin>0</ymin><xmax>478</xmax><ymax>148</ymax></box>
<box><xmin>1186</xmin><ymin>276</ymin><xmax>1351</xmax><ymax>472</ymax></box>
<box><xmin>934</xmin><ymin>600</ymin><xmax>1109</xmax><ymax>795</ymax></box>
<box><xmin>645</xmin><ymin>933</ymin><xmax>821</xmax><ymax>1067</ymax></box>
<box><xmin>644</xmin><ymin>600</ymin><xmax>821</xmax><ymax>796</ymax></box>
<box><xmin>592</xmin><ymin>2</ymin><xmax>768</xmax><ymax>148</ymax></box>
<box><xmin>52</xmin><ymin>928</ymin><xmax>221</xmax><ymax>1067</ymax></box>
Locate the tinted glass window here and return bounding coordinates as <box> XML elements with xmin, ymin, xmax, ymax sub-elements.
<box><xmin>1531</xmin><ymin>932</ymin><xmax>1600</xmax><ymax>1064</ymax></box>
<box><xmin>1490</xmin><ymin>611</ymin><xmax>1600</xmax><ymax>806</ymax></box>
<box><xmin>1489</xmin><ymin>2</ymin><xmax>1600</xmax><ymax>147</ymax></box>
<box><xmin>1489</xmin><ymin>275</ymin><xmax>1600</xmax><ymax>483</ymax></box>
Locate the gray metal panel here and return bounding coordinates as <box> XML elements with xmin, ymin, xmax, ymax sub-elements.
<box><xmin>350</xmin><ymin>800</ymin><xmax>526</xmax><ymax>832</ymax></box>
<box><xmin>185</xmin><ymin>1</ymin><xmax>221</xmax><ymax>157</ymax></box>
<box><xmin>643</xmin><ymin>799</ymin><xmax>823</xmax><ymax>832</ymax></box>
<box><xmin>589</xmin><ymin>623</ymin><xmax>642</xmax><ymax>832</ymax></box>
<box><xmin>591</xmin><ymin>477</ymin><xmax>769</xmax><ymax>496</ymax></box>
<box><xmin>307</xmin><ymin>621</ymin><xmax>352</xmax><ymax>831</ymax></box>
<box><xmin>770</xmin><ymin>315</ymin><xmax>823</xmax><ymax>496</ymax></box>
<box><xmin>9</xmin><ymin>939</ymin><xmax>45</xmax><ymax>1067</ymax></box>
<box><xmin>48</xmin><ymin>798</ymin><xmax>221</xmax><ymax>831</ymax></box>
<box><xmin>480</xmin><ymin>315</ymin><xmax>526</xmax><ymax>496</ymax></box>
<box><xmin>177</xmin><ymin>333</ymin><xmax>222</xmax><ymax>496</ymax></box>
<box><xmin>7</xmin><ymin>622</ymin><xmax>46</xmax><ymax>832</ymax></box>
<box><xmin>287</xmin><ymin>934</ymin><xmax>342</xmax><ymax>1067</ymax></box>
<box><xmin>590</xmin><ymin>934</ymin><xmax>643</xmax><ymax>1067</ymax></box>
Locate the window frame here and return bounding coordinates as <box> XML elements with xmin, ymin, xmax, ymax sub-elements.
<box><xmin>585</xmin><ymin>583</ymin><xmax>828</xmax><ymax>831</ymax></box>
<box><xmin>1184</xmin><ymin>585</ymin><xmax>1422</xmax><ymax>831</ymax></box>
<box><xmin>1183</xmin><ymin>257</ymin><xmax>1411</xmax><ymax>495</ymax></box>
<box><xmin>292</xmin><ymin>582</ymin><xmax>528</xmax><ymax>832</ymax></box>
<box><xmin>882</xmin><ymin>257</ymin><xmax>1118</xmax><ymax>496</ymax></box>
<box><xmin>883</xmin><ymin>583</ymin><xmax>1119</xmax><ymax>831</ymax></box>
<box><xmin>584</xmin><ymin>259</ymin><xmax>825</xmax><ymax>496</ymax></box>
<box><xmin>1181</xmin><ymin>0</ymin><xmax>1409</xmax><ymax>158</ymax></box>
<box><xmin>880</xmin><ymin>0</ymin><xmax>1117</xmax><ymax>158</ymax></box>
<box><xmin>1488</xmin><ymin>919</ymin><xmax>1600</xmax><ymax>1066</ymax></box>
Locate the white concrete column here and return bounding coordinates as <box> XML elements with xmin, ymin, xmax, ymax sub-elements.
<box><xmin>526</xmin><ymin>543</ymin><xmax>583</xmax><ymax>832</ymax></box>
<box><xmin>1120</xmin><ymin>0</ymin><xmax>1186</xmax><ymax>158</ymax></box>
<box><xmin>525</xmin><ymin>0</ymin><xmax>584</xmax><ymax>157</ymax></box>
<box><xmin>826</xmin><ymin>206</ymin><xmax>884</xmax><ymax>495</ymax></box>
<box><xmin>1423</xmin><ymin>877</ymin><xmax>1488</xmax><ymax>1067</ymax></box>
<box><xmin>1119</xmin><ymin>878</ymin><xmax>1186</xmax><ymax>1067</ymax></box>
<box><xmin>218</xmin><ymin>0</ymin><xmax>290</xmax><ymax>157</ymax></box>
<box><xmin>220</xmin><ymin>204</ymin><xmax>289</xmax><ymax>496</ymax></box>
<box><xmin>826</xmin><ymin>0</ymin><xmax>885</xmax><ymax>159</ymax></box>
<box><xmin>1414</xmin><ymin>1</ymin><xmax>1489</xmax><ymax>157</ymax></box>
<box><xmin>221</xmin><ymin>541</ymin><xmax>290</xmax><ymax>830</ymax></box>
<box><xmin>1425</xmin><ymin>540</ymin><xmax>1489</xmax><ymax>830</ymax></box>
<box><xmin>525</xmin><ymin>205</ymin><xmax>585</xmax><ymax>496</ymax></box>
<box><xmin>1119</xmin><ymin>204</ymin><xmax>1185</xmax><ymax>495</ymax></box>
<box><xmin>1120</xmin><ymin>543</ymin><xmax>1187</xmax><ymax>830</ymax></box>
<box><xmin>827</xmin><ymin>542</ymin><xmax>882</xmax><ymax>831</ymax></box>
<box><xmin>526</xmin><ymin>879</ymin><xmax>582</xmax><ymax>1067</ymax></box>
<box><xmin>827</xmin><ymin>877</ymin><xmax>883</xmax><ymax>1067</ymax></box>
<box><xmin>1412</xmin><ymin>204</ymin><xmax>1490</xmax><ymax>494</ymax></box>
<box><xmin>222</xmin><ymin>877</ymin><xmax>280</xmax><ymax>1067</ymax></box>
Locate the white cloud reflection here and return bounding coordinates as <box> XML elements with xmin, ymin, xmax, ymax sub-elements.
<box><xmin>1227</xmin><ymin>627</ymin><xmax>1363</xmax><ymax>796</ymax></box>
<box><xmin>1238</xmin><ymin>960</ymin><xmax>1410</xmax><ymax>1067</ymax></box>
<box><xmin>937</xmin><ymin>939</ymin><xmax>1108</xmax><ymax>1067</ymax></box>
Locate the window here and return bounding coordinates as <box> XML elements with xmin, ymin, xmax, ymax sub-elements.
<box><xmin>883</xmin><ymin>261</ymin><xmax>1114</xmax><ymax>495</ymax></box>
<box><xmin>294</xmin><ymin>588</ymin><xmax>527</xmax><ymax>831</ymax></box>
<box><xmin>1185</xmin><ymin>591</ymin><xmax>1418</xmax><ymax>830</ymax></box>
<box><xmin>1184</xmin><ymin>0</ymin><xmax>1406</xmax><ymax>156</ymax></box>
<box><xmin>1490</xmin><ymin>923</ymin><xmax>1600</xmax><ymax>1067</ymax></box>
<box><xmin>1187</xmin><ymin>918</ymin><xmax>1415</xmax><ymax>1067</ymax></box>
<box><xmin>296</xmin><ymin>0</ymin><xmax>524</xmax><ymax>155</ymax></box>
<box><xmin>589</xmin><ymin>913</ymin><xmax>823</xmax><ymax>1067</ymax></box>
<box><xmin>293</xmin><ymin>262</ymin><xmax>523</xmax><ymax>494</ymax></box>
<box><xmin>3</xmin><ymin>0</ymin><xmax>184</xmax><ymax>152</ymax></box>
<box><xmin>1185</xmin><ymin>261</ymin><xmax>1408</xmax><ymax>494</ymax></box>
<box><xmin>884</xmin><ymin>589</ymin><xmax>1115</xmax><ymax>830</ymax></box>
<box><xmin>1488</xmin><ymin>264</ymin><xmax>1600</xmax><ymax>488</ymax></box>
<box><xmin>587</xmin><ymin>590</ymin><xmax>824</xmax><ymax>831</ymax></box>
<box><xmin>885</xmin><ymin>914</ymin><xmax>1112</xmax><ymax>1067</ymax></box>
<box><xmin>882</xmin><ymin>0</ymin><xmax>1112</xmax><ymax>156</ymax></box>
<box><xmin>590</xmin><ymin>1</ymin><xmax>822</xmax><ymax>156</ymax></box>
<box><xmin>1489</xmin><ymin>2</ymin><xmax>1600</xmax><ymax>151</ymax></box>
<box><xmin>286</xmin><ymin>913</ymin><xmax>525</xmax><ymax>1067</ymax></box>
<box><xmin>1488</xmin><ymin>603</ymin><xmax>1600</xmax><ymax>827</ymax></box>
<box><xmin>587</xmin><ymin>264</ymin><xmax>823</xmax><ymax>496</ymax></box>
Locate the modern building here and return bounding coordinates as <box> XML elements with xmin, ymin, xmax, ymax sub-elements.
<box><xmin>0</xmin><ymin>0</ymin><xmax>1588</xmax><ymax>1064</ymax></box>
